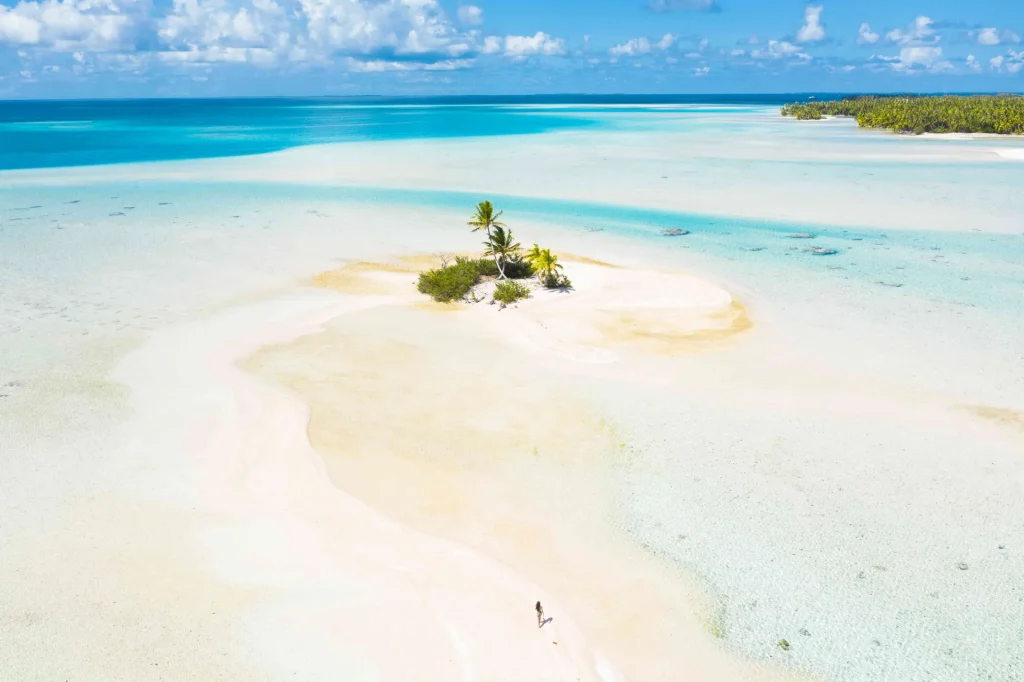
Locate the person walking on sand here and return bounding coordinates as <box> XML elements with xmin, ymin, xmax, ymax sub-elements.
<box><xmin>536</xmin><ymin>601</ymin><xmax>545</xmax><ymax>628</ymax></box>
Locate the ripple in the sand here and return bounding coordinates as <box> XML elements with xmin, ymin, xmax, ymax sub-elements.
<box><xmin>808</xmin><ymin>247</ymin><xmax>838</xmax><ymax>256</ymax></box>
<box><xmin>661</xmin><ymin>228</ymin><xmax>690</xmax><ymax>236</ymax></box>
<box><xmin>788</xmin><ymin>232</ymin><xmax>816</xmax><ymax>239</ymax></box>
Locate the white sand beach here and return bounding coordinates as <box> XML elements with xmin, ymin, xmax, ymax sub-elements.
<box><xmin>0</xmin><ymin>245</ymin><xmax>800</xmax><ymax>682</ymax></box>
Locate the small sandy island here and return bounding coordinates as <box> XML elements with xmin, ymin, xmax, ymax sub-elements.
<box><xmin>312</xmin><ymin>254</ymin><xmax>750</xmax><ymax>363</ymax></box>
<box><xmin>235</xmin><ymin>252</ymin><xmax>790</xmax><ymax>682</ymax></box>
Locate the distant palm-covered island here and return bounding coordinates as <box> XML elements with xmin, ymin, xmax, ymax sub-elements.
<box><xmin>781</xmin><ymin>94</ymin><xmax>1024</xmax><ymax>135</ymax></box>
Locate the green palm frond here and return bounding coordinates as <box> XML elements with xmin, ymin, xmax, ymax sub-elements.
<box><xmin>482</xmin><ymin>225</ymin><xmax>522</xmax><ymax>263</ymax></box>
<box><xmin>535</xmin><ymin>248</ymin><xmax>563</xmax><ymax>280</ymax></box>
<box><xmin>467</xmin><ymin>200</ymin><xmax>506</xmax><ymax>233</ymax></box>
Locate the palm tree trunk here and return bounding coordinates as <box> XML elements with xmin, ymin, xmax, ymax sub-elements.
<box><xmin>486</xmin><ymin>226</ymin><xmax>506</xmax><ymax>279</ymax></box>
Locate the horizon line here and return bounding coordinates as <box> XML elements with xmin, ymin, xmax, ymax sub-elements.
<box><xmin>2</xmin><ymin>91</ymin><xmax>1023</xmax><ymax>105</ymax></box>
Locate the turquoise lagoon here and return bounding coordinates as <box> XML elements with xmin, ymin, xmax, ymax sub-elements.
<box><xmin>2</xmin><ymin>100</ymin><xmax>1022</xmax><ymax>682</ymax></box>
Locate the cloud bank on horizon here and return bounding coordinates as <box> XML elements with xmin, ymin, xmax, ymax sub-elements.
<box><xmin>0</xmin><ymin>0</ymin><xmax>1022</xmax><ymax>97</ymax></box>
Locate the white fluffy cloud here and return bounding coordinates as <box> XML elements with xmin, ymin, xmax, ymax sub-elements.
<box><xmin>885</xmin><ymin>16</ymin><xmax>935</xmax><ymax>45</ymax></box>
<box><xmin>990</xmin><ymin>55</ymin><xmax>1004</xmax><ymax>70</ymax></box>
<box><xmin>857</xmin><ymin>22</ymin><xmax>879</xmax><ymax>45</ymax></box>
<box><xmin>0</xmin><ymin>0</ymin><xmax>140</xmax><ymax>51</ymax></box>
<box><xmin>1</xmin><ymin>0</ymin><xmax>572</xmax><ymax>76</ymax></box>
<box><xmin>897</xmin><ymin>45</ymin><xmax>941</xmax><ymax>68</ymax></box>
<box><xmin>796</xmin><ymin>5</ymin><xmax>825</xmax><ymax>43</ymax></box>
<box><xmin>480</xmin><ymin>34</ymin><xmax>501</xmax><ymax>53</ymax></box>
<box><xmin>965</xmin><ymin>54</ymin><xmax>980</xmax><ymax>72</ymax></box>
<box><xmin>0</xmin><ymin>9</ymin><xmax>41</xmax><ymax>44</ymax></box>
<box><xmin>298</xmin><ymin>0</ymin><xmax>465</xmax><ymax>62</ymax></box>
<box><xmin>500</xmin><ymin>32</ymin><xmax>565</xmax><ymax>57</ymax></box>
<box><xmin>608</xmin><ymin>33</ymin><xmax>674</xmax><ymax>57</ymax></box>
<box><xmin>751</xmin><ymin>40</ymin><xmax>807</xmax><ymax>60</ymax></box>
<box><xmin>1002</xmin><ymin>49</ymin><xmax>1024</xmax><ymax>74</ymax></box>
<box><xmin>977</xmin><ymin>27</ymin><xmax>1000</xmax><ymax>46</ymax></box>
<box><xmin>973</xmin><ymin>28</ymin><xmax>1020</xmax><ymax>46</ymax></box>
<box><xmin>158</xmin><ymin>0</ymin><xmax>290</xmax><ymax>65</ymax></box>
<box><xmin>456</xmin><ymin>4</ymin><xmax>481</xmax><ymax>26</ymax></box>
<box><xmin>158</xmin><ymin>45</ymin><xmax>278</xmax><ymax>64</ymax></box>
<box><xmin>345</xmin><ymin>56</ymin><xmax>472</xmax><ymax>71</ymax></box>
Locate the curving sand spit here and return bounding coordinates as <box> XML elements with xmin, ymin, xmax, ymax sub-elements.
<box><xmin>1</xmin><ymin>249</ymin><xmax>789</xmax><ymax>681</ymax></box>
<box><xmin>232</xmin><ymin>256</ymin><xmax>798</xmax><ymax>682</ymax></box>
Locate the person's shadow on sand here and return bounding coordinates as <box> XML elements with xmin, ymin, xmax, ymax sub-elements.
<box><xmin>540</xmin><ymin>617</ymin><xmax>553</xmax><ymax>628</ymax></box>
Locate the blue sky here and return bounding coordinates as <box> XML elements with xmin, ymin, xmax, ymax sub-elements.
<box><xmin>1</xmin><ymin>0</ymin><xmax>1022</xmax><ymax>98</ymax></box>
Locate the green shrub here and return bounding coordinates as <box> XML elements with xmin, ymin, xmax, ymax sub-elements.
<box><xmin>543</xmin><ymin>273</ymin><xmax>573</xmax><ymax>289</ymax></box>
<box><xmin>493</xmin><ymin>280</ymin><xmax>531</xmax><ymax>307</ymax></box>
<box><xmin>417</xmin><ymin>260</ymin><xmax>481</xmax><ymax>302</ymax></box>
<box><xmin>502</xmin><ymin>255</ymin><xmax>536</xmax><ymax>280</ymax></box>
<box><xmin>454</xmin><ymin>255</ymin><xmax>533</xmax><ymax>280</ymax></box>
<box><xmin>467</xmin><ymin>256</ymin><xmax>499</xmax><ymax>277</ymax></box>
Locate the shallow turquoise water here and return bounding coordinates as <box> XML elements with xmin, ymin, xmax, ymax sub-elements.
<box><xmin>0</xmin><ymin>96</ymin><xmax>796</xmax><ymax>170</ymax></box>
<box><xmin>5</xmin><ymin>180</ymin><xmax>1020</xmax><ymax>315</ymax></box>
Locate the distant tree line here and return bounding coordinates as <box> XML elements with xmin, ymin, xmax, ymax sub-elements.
<box><xmin>780</xmin><ymin>95</ymin><xmax>1024</xmax><ymax>134</ymax></box>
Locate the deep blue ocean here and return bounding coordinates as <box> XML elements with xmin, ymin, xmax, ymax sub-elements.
<box><xmin>0</xmin><ymin>94</ymin><xmax>819</xmax><ymax>170</ymax></box>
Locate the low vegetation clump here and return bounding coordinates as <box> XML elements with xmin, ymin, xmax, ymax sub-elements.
<box><xmin>781</xmin><ymin>95</ymin><xmax>1024</xmax><ymax>134</ymax></box>
<box><xmin>417</xmin><ymin>200</ymin><xmax>575</xmax><ymax>306</ymax></box>
<box><xmin>492</xmin><ymin>280</ymin><xmax>531</xmax><ymax>307</ymax></box>
<box><xmin>502</xmin><ymin>255</ymin><xmax>536</xmax><ymax>279</ymax></box>
<box><xmin>544</xmin><ymin>273</ymin><xmax>573</xmax><ymax>289</ymax></box>
<box><xmin>526</xmin><ymin>244</ymin><xmax>572</xmax><ymax>290</ymax></box>
<box><xmin>417</xmin><ymin>258</ymin><xmax>483</xmax><ymax>302</ymax></box>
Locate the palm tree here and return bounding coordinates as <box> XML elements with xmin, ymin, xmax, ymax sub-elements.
<box><xmin>482</xmin><ymin>225</ymin><xmax>521</xmax><ymax>279</ymax></box>
<box><xmin>468</xmin><ymin>200</ymin><xmax>507</xmax><ymax>277</ymax></box>
<box><xmin>535</xmin><ymin>248</ymin><xmax>563</xmax><ymax>285</ymax></box>
<box><xmin>524</xmin><ymin>243</ymin><xmax>543</xmax><ymax>272</ymax></box>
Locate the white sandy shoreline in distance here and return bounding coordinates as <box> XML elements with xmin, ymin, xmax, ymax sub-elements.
<box><xmin>994</xmin><ymin>147</ymin><xmax>1024</xmax><ymax>160</ymax></box>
